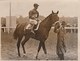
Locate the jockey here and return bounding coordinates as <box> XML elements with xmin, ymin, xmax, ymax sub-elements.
<box><xmin>26</xmin><ymin>3</ymin><xmax>40</xmax><ymax>33</ymax></box>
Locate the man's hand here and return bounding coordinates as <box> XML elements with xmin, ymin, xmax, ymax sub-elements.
<box><xmin>64</xmin><ymin>46</ymin><xmax>67</xmax><ymax>53</ymax></box>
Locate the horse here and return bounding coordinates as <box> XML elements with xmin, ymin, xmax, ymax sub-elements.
<box><xmin>13</xmin><ymin>11</ymin><xmax>59</xmax><ymax>59</ymax></box>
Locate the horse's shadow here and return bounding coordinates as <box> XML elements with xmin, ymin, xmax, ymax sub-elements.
<box><xmin>18</xmin><ymin>54</ymin><xmax>59</xmax><ymax>60</ymax></box>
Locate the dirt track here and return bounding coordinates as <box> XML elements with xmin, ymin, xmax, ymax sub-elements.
<box><xmin>1</xmin><ymin>29</ymin><xmax>78</xmax><ymax>60</ymax></box>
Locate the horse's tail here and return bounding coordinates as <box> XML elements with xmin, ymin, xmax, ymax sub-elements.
<box><xmin>13</xmin><ymin>23</ymin><xmax>27</xmax><ymax>39</ymax></box>
<box><xmin>13</xmin><ymin>24</ymin><xmax>19</xmax><ymax>39</ymax></box>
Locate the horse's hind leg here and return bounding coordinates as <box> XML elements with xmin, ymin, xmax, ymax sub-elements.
<box><xmin>17</xmin><ymin>36</ymin><xmax>22</xmax><ymax>57</ymax></box>
<box><xmin>21</xmin><ymin>35</ymin><xmax>30</xmax><ymax>56</ymax></box>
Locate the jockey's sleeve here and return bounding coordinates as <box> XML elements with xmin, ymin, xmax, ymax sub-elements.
<box><xmin>37</xmin><ymin>11</ymin><xmax>39</xmax><ymax>18</ymax></box>
<box><xmin>29</xmin><ymin>10</ymin><xmax>33</xmax><ymax>19</ymax></box>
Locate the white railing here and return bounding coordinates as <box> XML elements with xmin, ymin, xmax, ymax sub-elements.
<box><xmin>52</xmin><ymin>27</ymin><xmax>78</xmax><ymax>29</ymax></box>
<box><xmin>1</xmin><ymin>27</ymin><xmax>78</xmax><ymax>33</ymax></box>
<box><xmin>1</xmin><ymin>27</ymin><xmax>16</xmax><ymax>33</ymax></box>
<box><xmin>52</xmin><ymin>27</ymin><xmax>78</xmax><ymax>33</ymax></box>
<box><xmin>1</xmin><ymin>27</ymin><xmax>16</xmax><ymax>28</ymax></box>
<box><xmin>1</xmin><ymin>27</ymin><xmax>78</xmax><ymax>29</ymax></box>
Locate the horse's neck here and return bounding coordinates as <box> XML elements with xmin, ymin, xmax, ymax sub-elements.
<box><xmin>34</xmin><ymin>14</ymin><xmax>53</xmax><ymax>40</ymax></box>
<box><xmin>40</xmin><ymin>14</ymin><xmax>53</xmax><ymax>32</ymax></box>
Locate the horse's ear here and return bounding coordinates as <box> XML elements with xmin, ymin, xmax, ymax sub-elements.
<box><xmin>52</xmin><ymin>10</ymin><xmax>54</xmax><ymax>14</ymax></box>
<box><xmin>56</xmin><ymin>11</ymin><xmax>59</xmax><ymax>14</ymax></box>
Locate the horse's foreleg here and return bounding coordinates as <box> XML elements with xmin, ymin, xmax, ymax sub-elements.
<box><xmin>21</xmin><ymin>36</ymin><xmax>30</xmax><ymax>56</ymax></box>
<box><xmin>36</xmin><ymin>41</ymin><xmax>42</xmax><ymax>59</ymax></box>
<box><xmin>42</xmin><ymin>42</ymin><xmax>48</xmax><ymax>60</ymax></box>
<box><xmin>17</xmin><ymin>37</ymin><xmax>22</xmax><ymax>57</ymax></box>
<box><xmin>36</xmin><ymin>41</ymin><xmax>47</xmax><ymax>59</ymax></box>
<box><xmin>42</xmin><ymin>42</ymin><xmax>47</xmax><ymax>54</ymax></box>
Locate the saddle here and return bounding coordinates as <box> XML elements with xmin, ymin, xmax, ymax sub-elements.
<box><xmin>33</xmin><ymin>24</ymin><xmax>38</xmax><ymax>30</ymax></box>
<box><xmin>24</xmin><ymin>20</ymin><xmax>41</xmax><ymax>35</ymax></box>
<box><xmin>33</xmin><ymin>21</ymin><xmax>41</xmax><ymax>31</ymax></box>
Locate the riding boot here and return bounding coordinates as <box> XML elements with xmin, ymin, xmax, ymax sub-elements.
<box><xmin>24</xmin><ymin>29</ymin><xmax>30</xmax><ymax>35</ymax></box>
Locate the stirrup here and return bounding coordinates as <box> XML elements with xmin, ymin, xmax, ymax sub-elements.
<box><xmin>34</xmin><ymin>28</ymin><xmax>38</xmax><ymax>30</ymax></box>
<box><xmin>31</xmin><ymin>30</ymin><xmax>35</xmax><ymax>34</ymax></box>
<box><xmin>34</xmin><ymin>23</ymin><xmax>40</xmax><ymax>30</ymax></box>
<box><xmin>34</xmin><ymin>25</ymin><xmax>39</xmax><ymax>30</ymax></box>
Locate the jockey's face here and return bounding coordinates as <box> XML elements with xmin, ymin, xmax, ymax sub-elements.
<box><xmin>34</xmin><ymin>6</ymin><xmax>38</xmax><ymax>10</ymax></box>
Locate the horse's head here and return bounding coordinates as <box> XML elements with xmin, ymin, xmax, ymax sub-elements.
<box><xmin>54</xmin><ymin>21</ymin><xmax>60</xmax><ymax>33</ymax></box>
<box><xmin>50</xmin><ymin>10</ymin><xmax>59</xmax><ymax>24</ymax></box>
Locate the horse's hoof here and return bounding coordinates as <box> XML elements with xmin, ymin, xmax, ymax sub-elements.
<box><xmin>23</xmin><ymin>53</ymin><xmax>26</xmax><ymax>57</ymax></box>
<box><xmin>17</xmin><ymin>55</ymin><xmax>21</xmax><ymax>58</ymax></box>
<box><xmin>18</xmin><ymin>54</ymin><xmax>21</xmax><ymax>57</ymax></box>
<box><xmin>36</xmin><ymin>56</ymin><xmax>38</xmax><ymax>59</ymax></box>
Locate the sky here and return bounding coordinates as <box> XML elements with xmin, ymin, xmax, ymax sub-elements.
<box><xmin>0</xmin><ymin>0</ymin><xmax>79</xmax><ymax>17</ymax></box>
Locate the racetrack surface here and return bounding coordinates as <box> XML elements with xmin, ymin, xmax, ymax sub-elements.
<box><xmin>1</xmin><ymin>29</ymin><xmax>78</xmax><ymax>60</ymax></box>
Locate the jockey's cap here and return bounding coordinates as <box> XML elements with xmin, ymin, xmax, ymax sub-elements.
<box><xmin>34</xmin><ymin>3</ymin><xmax>39</xmax><ymax>7</ymax></box>
<box><xmin>61</xmin><ymin>21</ymin><xmax>66</xmax><ymax>25</ymax></box>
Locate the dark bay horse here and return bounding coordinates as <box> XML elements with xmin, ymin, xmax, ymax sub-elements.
<box><xmin>13</xmin><ymin>11</ymin><xmax>59</xmax><ymax>59</ymax></box>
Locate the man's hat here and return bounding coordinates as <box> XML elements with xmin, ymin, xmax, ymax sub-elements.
<box><xmin>61</xmin><ymin>21</ymin><xmax>66</xmax><ymax>25</ymax></box>
<box><xmin>34</xmin><ymin>3</ymin><xmax>39</xmax><ymax>7</ymax></box>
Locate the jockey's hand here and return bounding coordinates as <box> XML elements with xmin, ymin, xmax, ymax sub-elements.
<box><xmin>37</xmin><ymin>19</ymin><xmax>39</xmax><ymax>22</ymax></box>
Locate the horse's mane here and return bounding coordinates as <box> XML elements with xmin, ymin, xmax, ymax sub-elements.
<box><xmin>41</xmin><ymin>14</ymin><xmax>52</xmax><ymax>23</ymax></box>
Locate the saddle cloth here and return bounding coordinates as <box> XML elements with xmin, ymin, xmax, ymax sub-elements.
<box><xmin>25</xmin><ymin>19</ymin><xmax>41</xmax><ymax>30</ymax></box>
